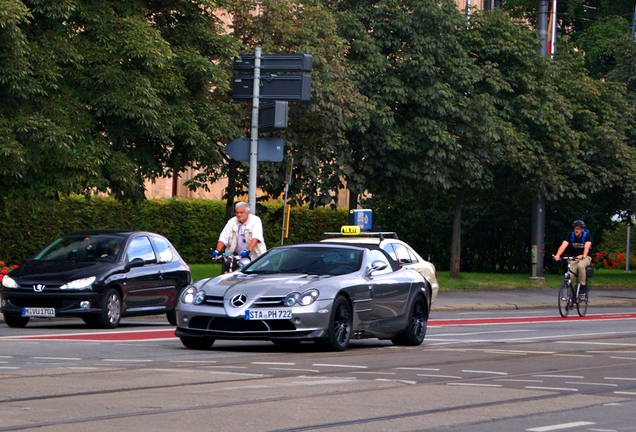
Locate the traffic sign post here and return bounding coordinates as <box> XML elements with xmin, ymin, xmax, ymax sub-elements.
<box><xmin>231</xmin><ymin>49</ymin><xmax>312</xmax><ymax>215</ymax></box>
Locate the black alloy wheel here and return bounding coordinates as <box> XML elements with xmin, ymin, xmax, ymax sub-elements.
<box><xmin>392</xmin><ymin>295</ymin><xmax>428</xmax><ymax>346</ymax></box>
<box><xmin>319</xmin><ymin>296</ymin><xmax>352</xmax><ymax>351</ymax></box>
<box><xmin>558</xmin><ymin>281</ymin><xmax>571</xmax><ymax>318</ymax></box>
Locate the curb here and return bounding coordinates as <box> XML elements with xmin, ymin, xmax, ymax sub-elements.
<box><xmin>432</xmin><ymin>298</ymin><xmax>636</xmax><ymax>312</ymax></box>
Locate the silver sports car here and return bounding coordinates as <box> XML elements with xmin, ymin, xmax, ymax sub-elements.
<box><xmin>175</xmin><ymin>243</ymin><xmax>431</xmax><ymax>351</ymax></box>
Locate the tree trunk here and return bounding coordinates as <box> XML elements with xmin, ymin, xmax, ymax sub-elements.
<box><xmin>450</xmin><ymin>187</ymin><xmax>464</xmax><ymax>278</ymax></box>
<box><xmin>225</xmin><ymin>159</ymin><xmax>237</xmax><ymax>221</ymax></box>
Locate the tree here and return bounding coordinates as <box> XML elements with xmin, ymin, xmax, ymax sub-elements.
<box><xmin>187</xmin><ymin>0</ymin><xmax>368</xmax><ymax>212</ymax></box>
<box><xmin>334</xmin><ymin>0</ymin><xmax>504</xmax><ymax>276</ymax></box>
<box><xmin>0</xmin><ymin>0</ymin><xmax>240</xmax><ymax>207</ymax></box>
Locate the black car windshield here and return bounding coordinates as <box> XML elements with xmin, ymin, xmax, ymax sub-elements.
<box><xmin>34</xmin><ymin>234</ymin><xmax>126</xmax><ymax>262</ymax></box>
<box><xmin>243</xmin><ymin>246</ymin><xmax>363</xmax><ymax>276</ymax></box>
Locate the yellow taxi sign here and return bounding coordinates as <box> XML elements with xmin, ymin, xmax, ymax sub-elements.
<box><xmin>340</xmin><ymin>225</ymin><xmax>360</xmax><ymax>235</ymax></box>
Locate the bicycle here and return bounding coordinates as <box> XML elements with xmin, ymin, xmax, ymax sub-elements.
<box><xmin>556</xmin><ymin>256</ymin><xmax>590</xmax><ymax>318</ymax></box>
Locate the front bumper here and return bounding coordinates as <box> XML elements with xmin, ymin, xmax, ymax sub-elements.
<box><xmin>0</xmin><ymin>290</ymin><xmax>101</xmax><ymax>317</ymax></box>
<box><xmin>175</xmin><ymin>299</ymin><xmax>333</xmax><ymax>341</ymax></box>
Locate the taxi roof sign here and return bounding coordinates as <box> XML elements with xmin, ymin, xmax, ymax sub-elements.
<box><xmin>340</xmin><ymin>225</ymin><xmax>361</xmax><ymax>235</ymax></box>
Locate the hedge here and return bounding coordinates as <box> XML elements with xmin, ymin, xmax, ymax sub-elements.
<box><xmin>0</xmin><ymin>196</ymin><xmax>348</xmax><ymax>265</ymax></box>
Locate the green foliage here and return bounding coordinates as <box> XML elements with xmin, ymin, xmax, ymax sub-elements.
<box><xmin>0</xmin><ymin>197</ymin><xmax>347</xmax><ymax>265</ymax></box>
<box><xmin>0</xmin><ymin>0</ymin><xmax>241</xmax><ymax>206</ymax></box>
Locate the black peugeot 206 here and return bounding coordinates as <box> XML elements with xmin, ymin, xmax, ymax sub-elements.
<box><xmin>0</xmin><ymin>230</ymin><xmax>191</xmax><ymax>329</ymax></box>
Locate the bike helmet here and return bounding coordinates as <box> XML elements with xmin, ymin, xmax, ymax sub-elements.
<box><xmin>573</xmin><ymin>220</ymin><xmax>586</xmax><ymax>228</ymax></box>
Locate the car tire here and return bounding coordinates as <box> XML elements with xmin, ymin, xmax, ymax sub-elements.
<box><xmin>166</xmin><ymin>286</ymin><xmax>186</xmax><ymax>326</ymax></box>
<box><xmin>4</xmin><ymin>314</ymin><xmax>30</xmax><ymax>328</ymax></box>
<box><xmin>82</xmin><ymin>316</ymin><xmax>99</xmax><ymax>327</ymax></box>
<box><xmin>97</xmin><ymin>288</ymin><xmax>122</xmax><ymax>329</ymax></box>
<box><xmin>318</xmin><ymin>295</ymin><xmax>352</xmax><ymax>351</ymax></box>
<box><xmin>179</xmin><ymin>336</ymin><xmax>215</xmax><ymax>350</ymax></box>
<box><xmin>391</xmin><ymin>295</ymin><xmax>428</xmax><ymax>346</ymax></box>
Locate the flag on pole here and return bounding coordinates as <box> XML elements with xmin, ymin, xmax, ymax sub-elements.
<box><xmin>547</xmin><ymin>0</ymin><xmax>557</xmax><ymax>57</ymax></box>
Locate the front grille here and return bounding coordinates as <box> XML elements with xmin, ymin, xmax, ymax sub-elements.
<box><xmin>203</xmin><ymin>295</ymin><xmax>224</xmax><ymax>307</ymax></box>
<box><xmin>253</xmin><ymin>295</ymin><xmax>285</xmax><ymax>306</ymax></box>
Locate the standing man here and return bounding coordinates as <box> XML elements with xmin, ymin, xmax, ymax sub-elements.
<box><xmin>211</xmin><ymin>202</ymin><xmax>266</xmax><ymax>270</ymax></box>
<box><xmin>554</xmin><ymin>220</ymin><xmax>593</xmax><ymax>294</ymax></box>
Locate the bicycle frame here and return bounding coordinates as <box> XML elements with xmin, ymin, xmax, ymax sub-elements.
<box><xmin>557</xmin><ymin>257</ymin><xmax>588</xmax><ymax>318</ymax></box>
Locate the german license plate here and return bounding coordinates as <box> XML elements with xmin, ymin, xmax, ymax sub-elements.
<box><xmin>245</xmin><ymin>309</ymin><xmax>291</xmax><ymax>320</ymax></box>
<box><xmin>22</xmin><ymin>307</ymin><xmax>55</xmax><ymax>318</ymax></box>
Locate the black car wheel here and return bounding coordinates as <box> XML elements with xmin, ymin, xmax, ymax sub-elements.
<box><xmin>4</xmin><ymin>314</ymin><xmax>30</xmax><ymax>328</ymax></box>
<box><xmin>179</xmin><ymin>336</ymin><xmax>215</xmax><ymax>350</ymax></box>
<box><xmin>391</xmin><ymin>295</ymin><xmax>428</xmax><ymax>346</ymax></box>
<box><xmin>319</xmin><ymin>295</ymin><xmax>352</xmax><ymax>351</ymax></box>
<box><xmin>97</xmin><ymin>288</ymin><xmax>122</xmax><ymax>329</ymax></box>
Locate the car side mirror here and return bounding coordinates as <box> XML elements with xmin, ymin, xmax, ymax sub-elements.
<box><xmin>366</xmin><ymin>260</ymin><xmax>388</xmax><ymax>277</ymax></box>
<box><xmin>126</xmin><ymin>257</ymin><xmax>145</xmax><ymax>270</ymax></box>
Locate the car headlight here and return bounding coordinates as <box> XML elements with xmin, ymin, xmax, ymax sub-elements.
<box><xmin>60</xmin><ymin>276</ymin><xmax>96</xmax><ymax>290</ymax></box>
<box><xmin>284</xmin><ymin>289</ymin><xmax>320</xmax><ymax>307</ymax></box>
<box><xmin>1</xmin><ymin>275</ymin><xmax>18</xmax><ymax>288</ymax></box>
<box><xmin>298</xmin><ymin>289</ymin><xmax>320</xmax><ymax>306</ymax></box>
<box><xmin>181</xmin><ymin>286</ymin><xmax>198</xmax><ymax>304</ymax></box>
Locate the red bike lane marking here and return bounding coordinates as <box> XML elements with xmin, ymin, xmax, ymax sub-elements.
<box><xmin>4</xmin><ymin>313</ymin><xmax>636</xmax><ymax>342</ymax></box>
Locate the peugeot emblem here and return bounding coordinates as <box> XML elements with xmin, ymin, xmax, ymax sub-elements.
<box><xmin>230</xmin><ymin>293</ymin><xmax>247</xmax><ymax>308</ymax></box>
<box><xmin>33</xmin><ymin>284</ymin><xmax>45</xmax><ymax>292</ymax></box>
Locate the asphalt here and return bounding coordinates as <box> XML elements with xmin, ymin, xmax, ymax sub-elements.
<box><xmin>1</xmin><ymin>288</ymin><xmax>635</xmax><ymax>326</ymax></box>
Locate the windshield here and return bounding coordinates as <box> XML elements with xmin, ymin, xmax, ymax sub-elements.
<box><xmin>243</xmin><ymin>246</ymin><xmax>363</xmax><ymax>276</ymax></box>
<box><xmin>34</xmin><ymin>234</ymin><xmax>126</xmax><ymax>262</ymax></box>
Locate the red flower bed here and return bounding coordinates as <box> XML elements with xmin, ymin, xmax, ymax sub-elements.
<box><xmin>593</xmin><ymin>251</ymin><xmax>635</xmax><ymax>269</ymax></box>
<box><xmin>0</xmin><ymin>262</ymin><xmax>19</xmax><ymax>282</ymax></box>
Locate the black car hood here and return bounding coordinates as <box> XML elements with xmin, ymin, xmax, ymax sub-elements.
<box><xmin>8</xmin><ymin>260</ymin><xmax>117</xmax><ymax>286</ymax></box>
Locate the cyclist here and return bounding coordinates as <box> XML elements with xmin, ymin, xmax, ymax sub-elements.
<box><xmin>554</xmin><ymin>220</ymin><xmax>593</xmax><ymax>296</ymax></box>
<box><xmin>211</xmin><ymin>202</ymin><xmax>267</xmax><ymax>272</ymax></box>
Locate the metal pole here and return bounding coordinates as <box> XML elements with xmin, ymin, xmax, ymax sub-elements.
<box><xmin>627</xmin><ymin>221</ymin><xmax>631</xmax><ymax>272</ymax></box>
<box><xmin>530</xmin><ymin>0</ymin><xmax>550</xmax><ymax>281</ymax></box>
<box><xmin>248</xmin><ymin>47</ymin><xmax>261</xmax><ymax>215</ymax></box>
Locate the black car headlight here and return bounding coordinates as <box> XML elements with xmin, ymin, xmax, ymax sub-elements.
<box><xmin>284</xmin><ymin>288</ymin><xmax>320</xmax><ymax>307</ymax></box>
<box><xmin>1</xmin><ymin>275</ymin><xmax>18</xmax><ymax>288</ymax></box>
<box><xmin>60</xmin><ymin>276</ymin><xmax>96</xmax><ymax>290</ymax></box>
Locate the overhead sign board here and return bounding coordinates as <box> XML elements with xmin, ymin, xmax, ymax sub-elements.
<box><xmin>234</xmin><ymin>54</ymin><xmax>313</xmax><ymax>72</ymax></box>
<box><xmin>233</xmin><ymin>75</ymin><xmax>311</xmax><ymax>102</ymax></box>
<box><xmin>225</xmin><ymin>138</ymin><xmax>284</xmax><ymax>162</ymax></box>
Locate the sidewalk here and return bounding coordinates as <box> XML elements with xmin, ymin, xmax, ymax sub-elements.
<box><xmin>431</xmin><ymin>287</ymin><xmax>636</xmax><ymax>312</ymax></box>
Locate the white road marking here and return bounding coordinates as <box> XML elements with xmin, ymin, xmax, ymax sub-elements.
<box><xmin>395</xmin><ymin>367</ymin><xmax>440</xmax><ymax>371</ymax></box>
<box><xmin>170</xmin><ymin>360</ymin><xmax>217</xmax><ymax>364</ymax></box>
<box><xmin>0</xmin><ymin>366</ymin><xmax>19</xmax><ymax>370</ymax></box>
<box><xmin>495</xmin><ymin>379</ymin><xmax>544</xmax><ymax>383</ymax></box>
<box><xmin>462</xmin><ymin>370</ymin><xmax>508</xmax><ymax>375</ymax></box>
<box><xmin>609</xmin><ymin>356</ymin><xmax>636</xmax><ymax>360</ymax></box>
<box><xmin>417</xmin><ymin>373</ymin><xmax>463</xmax><ymax>379</ymax></box>
<box><xmin>614</xmin><ymin>391</ymin><xmax>636</xmax><ymax>396</ymax></box>
<box><xmin>375</xmin><ymin>378</ymin><xmax>417</xmax><ymax>385</ymax></box>
<box><xmin>556</xmin><ymin>341</ymin><xmax>636</xmax><ymax>347</ymax></box>
<box><xmin>253</xmin><ymin>362</ymin><xmax>295</xmax><ymax>365</ymax></box>
<box><xmin>605</xmin><ymin>377</ymin><xmax>636</xmax><ymax>381</ymax></box>
<box><xmin>352</xmin><ymin>371</ymin><xmax>396</xmax><ymax>375</ymax></box>
<box><xmin>532</xmin><ymin>374</ymin><xmax>584</xmax><ymax>379</ymax></box>
<box><xmin>564</xmin><ymin>381</ymin><xmax>618</xmax><ymax>387</ymax></box>
<box><xmin>101</xmin><ymin>359</ymin><xmax>153</xmax><ymax>362</ymax></box>
<box><xmin>554</xmin><ymin>354</ymin><xmax>593</xmax><ymax>358</ymax></box>
<box><xmin>526</xmin><ymin>421</ymin><xmax>595</xmax><ymax>431</ymax></box>
<box><xmin>268</xmin><ymin>367</ymin><xmax>320</xmax><ymax>373</ymax></box>
<box><xmin>433</xmin><ymin>330</ymin><xmax>534</xmax><ymax>337</ymax></box>
<box><xmin>525</xmin><ymin>386</ymin><xmax>578</xmax><ymax>392</ymax></box>
<box><xmin>447</xmin><ymin>383</ymin><xmax>502</xmax><ymax>388</ymax></box>
<box><xmin>312</xmin><ymin>363</ymin><xmax>367</xmax><ymax>369</ymax></box>
<box><xmin>31</xmin><ymin>356</ymin><xmax>81</xmax><ymax>361</ymax></box>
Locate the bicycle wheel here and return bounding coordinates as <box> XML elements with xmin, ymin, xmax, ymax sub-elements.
<box><xmin>558</xmin><ymin>281</ymin><xmax>571</xmax><ymax>318</ymax></box>
<box><xmin>577</xmin><ymin>292</ymin><xmax>588</xmax><ymax>317</ymax></box>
